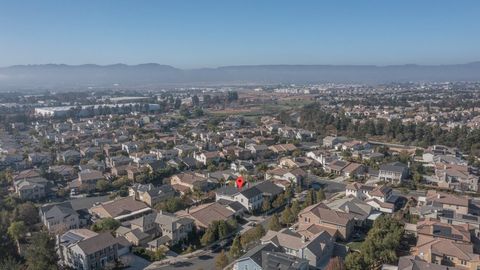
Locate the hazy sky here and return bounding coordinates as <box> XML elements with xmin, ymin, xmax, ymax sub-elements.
<box><xmin>1</xmin><ymin>0</ymin><xmax>479</xmax><ymax>68</ymax></box>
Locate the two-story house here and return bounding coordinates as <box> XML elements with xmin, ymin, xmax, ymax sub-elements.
<box><xmin>58</xmin><ymin>229</ymin><xmax>119</xmax><ymax>270</ymax></box>
<box><xmin>39</xmin><ymin>202</ymin><xmax>80</xmax><ymax>233</ymax></box>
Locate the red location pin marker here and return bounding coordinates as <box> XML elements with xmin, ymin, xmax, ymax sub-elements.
<box><xmin>236</xmin><ymin>176</ymin><xmax>245</xmax><ymax>189</ymax></box>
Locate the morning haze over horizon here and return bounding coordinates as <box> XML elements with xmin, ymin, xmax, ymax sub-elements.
<box><xmin>4</xmin><ymin>2</ymin><xmax>480</xmax><ymax>270</ymax></box>
<box><xmin>1</xmin><ymin>0</ymin><xmax>480</xmax><ymax>68</ymax></box>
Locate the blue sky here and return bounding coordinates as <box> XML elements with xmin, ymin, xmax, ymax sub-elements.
<box><xmin>0</xmin><ymin>0</ymin><xmax>479</xmax><ymax>68</ymax></box>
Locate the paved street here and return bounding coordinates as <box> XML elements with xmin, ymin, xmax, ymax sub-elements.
<box><xmin>147</xmin><ymin>251</ymin><xmax>220</xmax><ymax>270</ymax></box>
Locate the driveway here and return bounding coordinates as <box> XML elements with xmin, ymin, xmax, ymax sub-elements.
<box><xmin>121</xmin><ymin>254</ymin><xmax>151</xmax><ymax>270</ymax></box>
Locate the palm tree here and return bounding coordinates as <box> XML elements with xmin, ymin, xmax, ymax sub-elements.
<box><xmin>8</xmin><ymin>221</ymin><xmax>26</xmax><ymax>253</ymax></box>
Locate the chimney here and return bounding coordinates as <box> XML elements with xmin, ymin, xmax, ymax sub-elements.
<box><xmin>345</xmin><ymin>205</ymin><xmax>349</xmax><ymax>213</ymax></box>
<box><xmin>301</xmin><ymin>235</ymin><xmax>306</xmax><ymax>243</ymax></box>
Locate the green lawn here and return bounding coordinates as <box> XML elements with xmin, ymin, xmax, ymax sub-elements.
<box><xmin>347</xmin><ymin>241</ymin><xmax>364</xmax><ymax>251</ymax></box>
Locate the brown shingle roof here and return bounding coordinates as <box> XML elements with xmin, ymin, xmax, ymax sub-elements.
<box><xmin>92</xmin><ymin>196</ymin><xmax>149</xmax><ymax>218</ymax></box>
<box><xmin>300</xmin><ymin>202</ymin><xmax>353</xmax><ymax>226</ymax></box>
<box><xmin>77</xmin><ymin>232</ymin><xmax>118</xmax><ymax>255</ymax></box>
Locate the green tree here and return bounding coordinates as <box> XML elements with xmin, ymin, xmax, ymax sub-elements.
<box><xmin>7</xmin><ymin>221</ymin><xmax>26</xmax><ymax>251</ymax></box>
<box><xmin>192</xmin><ymin>95</ymin><xmax>200</xmax><ymax>107</ymax></box>
<box><xmin>229</xmin><ymin>236</ymin><xmax>243</xmax><ymax>259</ymax></box>
<box><xmin>344</xmin><ymin>252</ymin><xmax>366</xmax><ymax>270</ymax></box>
<box><xmin>262</xmin><ymin>199</ymin><xmax>271</xmax><ymax>212</ymax></box>
<box><xmin>14</xmin><ymin>202</ymin><xmax>38</xmax><ymax>226</ymax></box>
<box><xmin>200</xmin><ymin>229</ymin><xmax>215</xmax><ymax>246</ymax></box>
<box><xmin>272</xmin><ymin>194</ymin><xmax>285</xmax><ymax>208</ymax></box>
<box><xmin>96</xmin><ymin>179</ymin><xmax>110</xmax><ymax>192</ymax></box>
<box><xmin>155</xmin><ymin>197</ymin><xmax>186</xmax><ymax>213</ymax></box>
<box><xmin>316</xmin><ymin>189</ymin><xmax>326</xmax><ymax>202</ymax></box>
<box><xmin>280</xmin><ymin>207</ymin><xmax>295</xmax><ymax>226</ymax></box>
<box><xmin>215</xmin><ymin>250</ymin><xmax>229</xmax><ymax>269</ymax></box>
<box><xmin>91</xmin><ymin>217</ymin><xmax>121</xmax><ymax>232</ymax></box>
<box><xmin>0</xmin><ymin>256</ymin><xmax>22</xmax><ymax>270</ymax></box>
<box><xmin>240</xmin><ymin>225</ymin><xmax>266</xmax><ymax>250</ymax></box>
<box><xmin>268</xmin><ymin>214</ymin><xmax>282</xmax><ymax>231</ymax></box>
<box><xmin>305</xmin><ymin>189</ymin><xmax>315</xmax><ymax>206</ymax></box>
<box><xmin>153</xmin><ymin>246</ymin><xmax>167</xmax><ymax>260</ymax></box>
<box><xmin>345</xmin><ymin>216</ymin><xmax>404</xmax><ymax>269</ymax></box>
<box><xmin>291</xmin><ymin>200</ymin><xmax>301</xmax><ymax>217</ymax></box>
<box><xmin>174</xmin><ymin>98</ymin><xmax>182</xmax><ymax>109</ymax></box>
<box><xmin>217</xmin><ymin>221</ymin><xmax>229</xmax><ymax>240</ymax></box>
<box><xmin>25</xmin><ymin>232</ymin><xmax>57</xmax><ymax>270</ymax></box>
<box><xmin>284</xmin><ymin>187</ymin><xmax>293</xmax><ymax>200</ymax></box>
<box><xmin>254</xmin><ymin>224</ymin><xmax>265</xmax><ymax>238</ymax></box>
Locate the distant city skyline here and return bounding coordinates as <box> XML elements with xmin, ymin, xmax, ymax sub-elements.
<box><xmin>1</xmin><ymin>0</ymin><xmax>479</xmax><ymax>68</ymax></box>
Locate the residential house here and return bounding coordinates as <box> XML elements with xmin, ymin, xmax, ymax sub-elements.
<box><xmin>28</xmin><ymin>152</ymin><xmax>52</xmax><ymax>166</ymax></box>
<box><xmin>298</xmin><ymin>202</ymin><xmax>355</xmax><ymax>241</ymax></box>
<box><xmin>39</xmin><ymin>202</ymin><xmax>80</xmax><ymax>233</ymax></box>
<box><xmin>215</xmin><ymin>185</ymin><xmax>263</xmax><ymax>212</ymax></box>
<box><xmin>90</xmin><ymin>196</ymin><xmax>152</xmax><ymax>222</ymax></box>
<box><xmin>340</xmin><ymin>140</ymin><xmax>371</xmax><ymax>152</ymax></box>
<box><xmin>116</xmin><ymin>213</ymin><xmax>157</xmax><ymax>246</ymax></box>
<box><xmin>254</xmin><ymin>180</ymin><xmax>284</xmax><ymax>199</ymax></box>
<box><xmin>121</xmin><ymin>142</ymin><xmax>138</xmax><ymax>154</ymax></box>
<box><xmin>326</xmin><ymin>197</ymin><xmax>373</xmax><ymax>226</ymax></box>
<box><xmin>150</xmin><ymin>149</ymin><xmax>178</xmax><ymax>160</ymax></box>
<box><xmin>379</xmin><ymin>162</ymin><xmax>409</xmax><ymax>183</ymax></box>
<box><xmin>268</xmin><ymin>144</ymin><xmax>297</xmax><ymax>155</ymax></box>
<box><xmin>391</xmin><ymin>255</ymin><xmax>460</xmax><ymax>270</ymax></box>
<box><xmin>416</xmin><ymin>218</ymin><xmax>473</xmax><ymax>245</ymax></box>
<box><xmin>80</xmin><ymin>146</ymin><xmax>102</xmax><ymax>159</ymax></box>
<box><xmin>106</xmin><ymin>155</ymin><xmax>132</xmax><ymax>168</ymax></box>
<box><xmin>265</xmin><ymin>167</ymin><xmax>305</xmax><ymax>186</ymax></box>
<box><xmin>49</xmin><ymin>165</ymin><xmax>76</xmax><ymax>181</ymax></box>
<box><xmin>419</xmin><ymin>191</ymin><xmax>470</xmax><ymax>215</ymax></box>
<box><xmin>14</xmin><ymin>177</ymin><xmax>49</xmax><ymax>200</ymax></box>
<box><xmin>223</xmin><ymin>146</ymin><xmax>251</xmax><ymax>160</ymax></box>
<box><xmin>128</xmin><ymin>183</ymin><xmax>175</xmax><ymax>207</ymax></box>
<box><xmin>306</xmin><ymin>150</ymin><xmax>338</xmax><ymax>166</ymax></box>
<box><xmin>434</xmin><ymin>163</ymin><xmax>479</xmax><ymax>192</ymax></box>
<box><xmin>345</xmin><ymin>182</ymin><xmax>395</xmax><ymax>213</ymax></box>
<box><xmin>233</xmin><ymin>243</ymin><xmax>309</xmax><ymax>270</ymax></box>
<box><xmin>261</xmin><ymin>228</ymin><xmax>334</xmax><ymax>269</ymax></box>
<box><xmin>57</xmin><ymin>229</ymin><xmax>119</xmax><ymax>270</ymax></box>
<box><xmin>246</xmin><ymin>144</ymin><xmax>270</xmax><ymax>158</ymax></box>
<box><xmin>153</xmin><ymin>211</ymin><xmax>194</xmax><ymax>246</ymax></box>
<box><xmin>230</xmin><ymin>160</ymin><xmax>255</xmax><ymax>173</ymax></box>
<box><xmin>57</xmin><ymin>150</ymin><xmax>81</xmax><ymax>164</ymax></box>
<box><xmin>176</xmin><ymin>202</ymin><xmax>235</xmax><ymax>230</ymax></box>
<box><xmin>170</xmin><ymin>172</ymin><xmax>211</xmax><ymax>193</ymax></box>
<box><xmin>324</xmin><ymin>160</ymin><xmax>349</xmax><ymax>175</ymax></box>
<box><xmin>193</xmin><ymin>151</ymin><xmax>223</xmax><ymax>166</ymax></box>
<box><xmin>279</xmin><ymin>157</ymin><xmax>314</xmax><ymax>169</ymax></box>
<box><xmin>72</xmin><ymin>169</ymin><xmax>105</xmax><ymax>192</ymax></box>
<box><xmin>322</xmin><ymin>136</ymin><xmax>347</xmax><ymax>148</ymax></box>
<box><xmin>13</xmin><ymin>168</ymin><xmax>41</xmax><ymax>181</ymax></box>
<box><xmin>414</xmin><ymin>237</ymin><xmax>480</xmax><ymax>269</ymax></box>
<box><xmin>126</xmin><ymin>165</ymin><xmax>149</xmax><ymax>181</ymax></box>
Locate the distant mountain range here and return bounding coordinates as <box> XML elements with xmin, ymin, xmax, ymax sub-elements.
<box><xmin>1</xmin><ymin>62</ymin><xmax>480</xmax><ymax>90</ymax></box>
